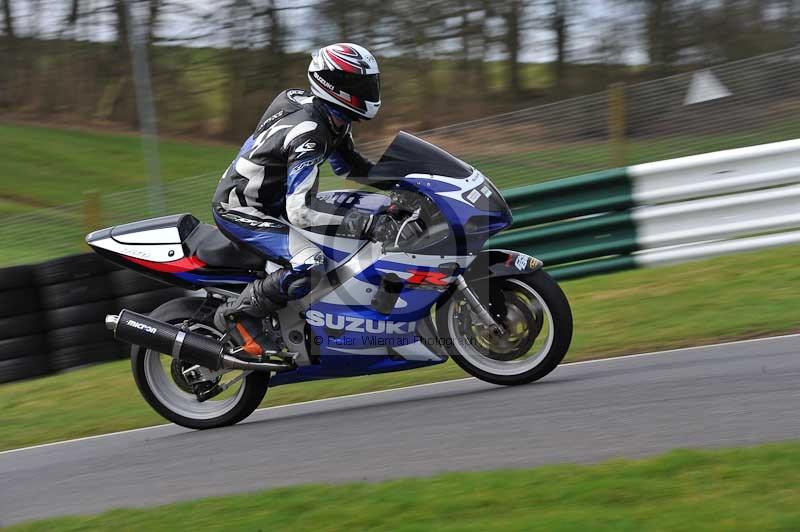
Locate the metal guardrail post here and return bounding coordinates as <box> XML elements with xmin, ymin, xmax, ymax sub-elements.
<box><xmin>609</xmin><ymin>82</ymin><xmax>627</xmax><ymax>167</ymax></box>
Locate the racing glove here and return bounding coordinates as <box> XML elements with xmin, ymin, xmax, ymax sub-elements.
<box><xmin>341</xmin><ymin>210</ymin><xmax>373</xmax><ymax>239</ymax></box>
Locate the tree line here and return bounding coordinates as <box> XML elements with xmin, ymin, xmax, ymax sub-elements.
<box><xmin>0</xmin><ymin>0</ymin><xmax>797</xmax><ymax>141</ymax></box>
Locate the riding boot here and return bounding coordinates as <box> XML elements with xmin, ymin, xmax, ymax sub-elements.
<box><xmin>213</xmin><ymin>271</ymin><xmax>288</xmax><ymax>361</ymax></box>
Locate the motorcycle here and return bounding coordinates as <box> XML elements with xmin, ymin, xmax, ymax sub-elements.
<box><xmin>87</xmin><ymin>132</ymin><xmax>573</xmax><ymax>429</ymax></box>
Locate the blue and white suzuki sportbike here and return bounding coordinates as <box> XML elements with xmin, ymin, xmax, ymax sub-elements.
<box><xmin>88</xmin><ymin>132</ymin><xmax>573</xmax><ymax>429</ymax></box>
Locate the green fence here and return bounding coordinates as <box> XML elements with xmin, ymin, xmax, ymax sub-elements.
<box><xmin>488</xmin><ymin>168</ymin><xmax>638</xmax><ymax>280</ymax></box>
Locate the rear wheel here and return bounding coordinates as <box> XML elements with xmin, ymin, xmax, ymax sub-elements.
<box><xmin>436</xmin><ymin>271</ymin><xmax>572</xmax><ymax>386</ymax></box>
<box><xmin>131</xmin><ymin>298</ymin><xmax>269</xmax><ymax>429</ymax></box>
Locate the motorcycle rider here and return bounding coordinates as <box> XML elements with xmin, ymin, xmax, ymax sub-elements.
<box><xmin>212</xmin><ymin>43</ymin><xmax>394</xmax><ymax>360</ymax></box>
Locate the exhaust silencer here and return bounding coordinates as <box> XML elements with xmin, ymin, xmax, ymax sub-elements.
<box><xmin>106</xmin><ymin>309</ymin><xmax>225</xmax><ymax>370</ymax></box>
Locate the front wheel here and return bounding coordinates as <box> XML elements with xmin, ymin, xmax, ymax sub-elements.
<box><xmin>436</xmin><ymin>271</ymin><xmax>573</xmax><ymax>386</ymax></box>
<box><xmin>131</xmin><ymin>298</ymin><xmax>269</xmax><ymax>430</ymax></box>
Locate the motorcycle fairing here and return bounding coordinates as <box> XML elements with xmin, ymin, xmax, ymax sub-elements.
<box><xmin>315</xmin><ymin>189</ymin><xmax>392</xmax><ymax>213</ymax></box>
<box><xmin>87</xmin><ymin>215</ymin><xmax>264</xmax><ymax>289</ymax></box>
<box><xmin>269</xmin><ymin>348</ymin><xmax>443</xmax><ymax>386</ymax></box>
<box><xmin>396</xmin><ymin>171</ymin><xmax>512</xmax><ymax>255</ymax></box>
<box><xmin>462</xmin><ymin>249</ymin><xmax>544</xmax><ymax>283</ymax></box>
<box><xmin>86</xmin><ymin>214</ymin><xmax>189</xmax><ymax>264</ymax></box>
<box><xmin>291</xmin><ymin>223</ymin><xmax>370</xmax><ymax>265</ymax></box>
<box><xmin>267</xmin><ymin>246</ymin><xmax>463</xmax><ymax>385</ymax></box>
<box><xmin>367</xmin><ymin>132</ymin><xmax>512</xmax><ymax>256</ymax></box>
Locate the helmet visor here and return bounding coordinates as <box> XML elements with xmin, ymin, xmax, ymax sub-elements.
<box><xmin>325</xmin><ymin>71</ymin><xmax>380</xmax><ymax>103</ymax></box>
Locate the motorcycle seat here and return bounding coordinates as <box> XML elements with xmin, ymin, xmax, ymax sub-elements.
<box><xmin>185</xmin><ymin>223</ymin><xmax>266</xmax><ymax>271</ymax></box>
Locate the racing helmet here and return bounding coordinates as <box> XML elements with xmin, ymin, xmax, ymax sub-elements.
<box><xmin>308</xmin><ymin>43</ymin><xmax>381</xmax><ymax>121</ymax></box>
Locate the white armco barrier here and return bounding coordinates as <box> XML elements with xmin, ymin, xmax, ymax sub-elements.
<box><xmin>629</xmin><ymin>139</ymin><xmax>800</xmax><ymax>204</ymax></box>
<box><xmin>626</xmin><ymin>138</ymin><xmax>800</xmax><ymax>269</ymax></box>
<box><xmin>636</xmin><ymin>230</ymin><xmax>800</xmax><ymax>267</ymax></box>
<box><xmin>633</xmin><ymin>183</ymin><xmax>800</xmax><ymax>248</ymax></box>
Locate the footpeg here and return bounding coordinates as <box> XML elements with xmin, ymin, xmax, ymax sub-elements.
<box><xmin>228</xmin><ymin>317</ymin><xmax>272</xmax><ymax>360</ymax></box>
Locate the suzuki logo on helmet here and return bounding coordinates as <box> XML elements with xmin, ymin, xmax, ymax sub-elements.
<box><xmin>313</xmin><ymin>72</ymin><xmax>336</xmax><ymax>92</ymax></box>
<box><xmin>305</xmin><ymin>310</ymin><xmax>416</xmax><ymax>334</ymax></box>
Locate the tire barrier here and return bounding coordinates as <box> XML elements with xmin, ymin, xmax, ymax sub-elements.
<box><xmin>47</xmin><ymin>323</ymin><xmax>115</xmax><ymax>352</ymax></box>
<box><xmin>107</xmin><ymin>269</ymin><xmax>170</xmax><ymax>297</ymax></box>
<box><xmin>0</xmin><ymin>253</ymin><xmax>188</xmax><ymax>383</ymax></box>
<box><xmin>0</xmin><ymin>356</ymin><xmax>50</xmax><ymax>384</ymax></box>
<box><xmin>0</xmin><ymin>336</ymin><xmax>50</xmax><ymax>385</ymax></box>
<box><xmin>116</xmin><ymin>287</ymin><xmax>189</xmax><ymax>314</ymax></box>
<box><xmin>0</xmin><ymin>263</ymin><xmax>45</xmax><ymax>384</ymax></box>
<box><xmin>0</xmin><ymin>335</ymin><xmax>48</xmax><ymax>362</ymax></box>
<box><xmin>50</xmin><ymin>343</ymin><xmax>124</xmax><ymax>373</ymax></box>
<box><xmin>35</xmin><ymin>254</ymin><xmax>121</xmax><ymax>372</ymax></box>
<box><xmin>44</xmin><ymin>300</ymin><xmax>118</xmax><ymax>330</ymax></box>
<box><xmin>0</xmin><ymin>313</ymin><xmax>44</xmax><ymax>340</ymax></box>
<box><xmin>0</xmin><ymin>265</ymin><xmax>36</xmax><ymax>292</ymax></box>
<box><xmin>34</xmin><ymin>254</ymin><xmax>110</xmax><ymax>286</ymax></box>
<box><xmin>39</xmin><ymin>276</ymin><xmax>113</xmax><ymax>310</ymax></box>
<box><xmin>0</xmin><ymin>287</ymin><xmax>40</xmax><ymax>317</ymax></box>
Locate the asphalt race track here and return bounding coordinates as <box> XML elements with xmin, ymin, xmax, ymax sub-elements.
<box><xmin>2</xmin><ymin>335</ymin><xmax>799</xmax><ymax>525</ymax></box>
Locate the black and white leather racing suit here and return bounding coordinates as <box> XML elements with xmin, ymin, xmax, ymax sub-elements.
<box><xmin>212</xmin><ymin>89</ymin><xmax>374</xmax><ymax>316</ymax></box>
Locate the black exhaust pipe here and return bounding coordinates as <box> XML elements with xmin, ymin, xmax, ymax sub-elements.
<box><xmin>106</xmin><ymin>309</ymin><xmax>225</xmax><ymax>369</ymax></box>
<box><xmin>105</xmin><ymin>309</ymin><xmax>293</xmax><ymax>372</ymax></box>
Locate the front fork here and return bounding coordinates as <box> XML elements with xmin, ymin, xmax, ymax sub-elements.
<box><xmin>454</xmin><ymin>276</ymin><xmax>505</xmax><ymax>336</ymax></box>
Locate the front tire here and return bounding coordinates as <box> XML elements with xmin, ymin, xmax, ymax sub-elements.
<box><xmin>131</xmin><ymin>297</ymin><xmax>269</xmax><ymax>429</ymax></box>
<box><xmin>436</xmin><ymin>271</ymin><xmax>572</xmax><ymax>386</ymax></box>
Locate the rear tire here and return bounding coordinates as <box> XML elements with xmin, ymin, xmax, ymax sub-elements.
<box><xmin>131</xmin><ymin>297</ymin><xmax>269</xmax><ymax>430</ymax></box>
<box><xmin>436</xmin><ymin>271</ymin><xmax>572</xmax><ymax>386</ymax></box>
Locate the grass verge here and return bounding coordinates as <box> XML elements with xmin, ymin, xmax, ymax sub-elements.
<box><xmin>0</xmin><ymin>123</ymin><xmax>234</xmax><ymax>208</ymax></box>
<box><xmin>4</xmin><ymin>122</ymin><xmax>800</xmax><ymax>210</ymax></box>
<box><xmin>6</xmin><ymin>441</ymin><xmax>800</xmax><ymax>531</ymax></box>
<box><xmin>1</xmin><ymin>243</ymin><xmax>799</xmax><ymax>452</ymax></box>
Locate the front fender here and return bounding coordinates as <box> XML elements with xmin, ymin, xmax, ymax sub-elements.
<box><xmin>462</xmin><ymin>249</ymin><xmax>543</xmax><ymax>283</ymax></box>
